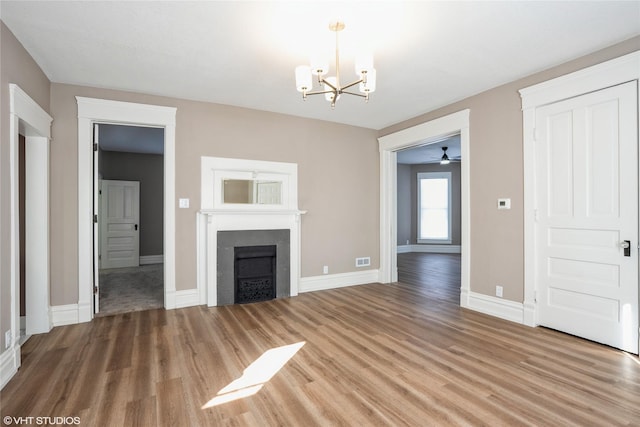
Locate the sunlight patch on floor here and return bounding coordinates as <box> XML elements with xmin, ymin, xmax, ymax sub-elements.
<box><xmin>202</xmin><ymin>341</ymin><xmax>305</xmax><ymax>409</ymax></box>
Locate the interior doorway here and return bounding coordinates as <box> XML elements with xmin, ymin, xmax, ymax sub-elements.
<box><xmin>77</xmin><ymin>97</ymin><xmax>177</xmax><ymax>322</ymax></box>
<box><xmin>378</xmin><ymin>109</ymin><xmax>471</xmax><ymax>307</ymax></box>
<box><xmin>95</xmin><ymin>124</ymin><xmax>165</xmax><ymax>316</ymax></box>
<box><xmin>395</xmin><ymin>136</ymin><xmax>463</xmax><ymax>297</ymax></box>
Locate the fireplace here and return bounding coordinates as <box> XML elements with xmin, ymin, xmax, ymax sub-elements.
<box><xmin>215</xmin><ymin>229</ymin><xmax>290</xmax><ymax>306</ymax></box>
<box><xmin>234</xmin><ymin>245</ymin><xmax>276</xmax><ymax>304</ymax></box>
<box><xmin>198</xmin><ymin>156</ymin><xmax>304</xmax><ymax>307</ymax></box>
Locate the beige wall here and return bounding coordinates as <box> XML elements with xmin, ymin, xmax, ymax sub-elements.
<box><xmin>49</xmin><ymin>83</ymin><xmax>380</xmax><ymax>303</ymax></box>
<box><xmin>0</xmin><ymin>22</ymin><xmax>51</xmax><ymax>350</ymax></box>
<box><xmin>380</xmin><ymin>36</ymin><xmax>640</xmax><ymax>303</ymax></box>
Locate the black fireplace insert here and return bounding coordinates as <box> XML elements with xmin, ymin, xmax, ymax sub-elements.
<box><xmin>234</xmin><ymin>245</ymin><xmax>277</xmax><ymax>304</ymax></box>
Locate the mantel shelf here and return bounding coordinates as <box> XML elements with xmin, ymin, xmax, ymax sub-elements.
<box><xmin>199</xmin><ymin>209</ymin><xmax>307</xmax><ymax>216</ymax></box>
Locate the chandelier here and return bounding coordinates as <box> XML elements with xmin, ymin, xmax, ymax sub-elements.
<box><xmin>294</xmin><ymin>21</ymin><xmax>376</xmax><ymax>108</ymax></box>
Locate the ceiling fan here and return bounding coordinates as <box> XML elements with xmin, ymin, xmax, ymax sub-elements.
<box><xmin>440</xmin><ymin>146</ymin><xmax>461</xmax><ymax>164</ymax></box>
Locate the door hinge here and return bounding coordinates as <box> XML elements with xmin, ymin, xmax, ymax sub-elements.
<box><xmin>534</xmin><ymin>290</ymin><xmax>537</xmax><ymax>303</ymax></box>
<box><xmin>532</xmin><ymin>127</ymin><xmax>537</xmax><ymax>142</ymax></box>
<box><xmin>93</xmin><ymin>143</ymin><xmax>98</xmax><ymax>152</ymax></box>
<box><xmin>93</xmin><ymin>214</ymin><xmax>98</xmax><ymax>223</ymax></box>
<box><xmin>93</xmin><ymin>285</ymin><xmax>98</xmax><ymax>294</ymax></box>
<box><xmin>533</xmin><ymin>209</ymin><xmax>538</xmax><ymax>222</ymax></box>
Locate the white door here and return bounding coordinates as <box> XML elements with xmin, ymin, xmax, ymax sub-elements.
<box><xmin>535</xmin><ymin>81</ymin><xmax>638</xmax><ymax>354</ymax></box>
<box><xmin>100</xmin><ymin>179</ymin><xmax>140</xmax><ymax>269</ymax></box>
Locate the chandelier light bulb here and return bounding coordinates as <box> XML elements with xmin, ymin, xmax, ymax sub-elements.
<box><xmin>295</xmin><ymin>65</ymin><xmax>312</xmax><ymax>92</ymax></box>
<box><xmin>359</xmin><ymin>68</ymin><xmax>377</xmax><ymax>93</ymax></box>
<box><xmin>324</xmin><ymin>77</ymin><xmax>339</xmax><ymax>102</ymax></box>
<box><xmin>355</xmin><ymin>53</ymin><xmax>374</xmax><ymax>76</ymax></box>
<box><xmin>310</xmin><ymin>54</ymin><xmax>329</xmax><ymax>76</ymax></box>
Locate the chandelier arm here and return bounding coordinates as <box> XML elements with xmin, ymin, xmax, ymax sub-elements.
<box><xmin>304</xmin><ymin>89</ymin><xmax>336</xmax><ymax>96</ymax></box>
<box><xmin>320</xmin><ymin>78</ymin><xmax>338</xmax><ymax>91</ymax></box>
<box><xmin>340</xmin><ymin>79</ymin><xmax>364</xmax><ymax>91</ymax></box>
<box><xmin>340</xmin><ymin>91</ymin><xmax>367</xmax><ymax>98</ymax></box>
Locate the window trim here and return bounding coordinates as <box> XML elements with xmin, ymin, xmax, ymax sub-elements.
<box><xmin>417</xmin><ymin>171</ymin><xmax>452</xmax><ymax>244</ymax></box>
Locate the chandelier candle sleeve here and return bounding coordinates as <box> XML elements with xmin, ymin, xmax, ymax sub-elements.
<box><xmin>294</xmin><ymin>21</ymin><xmax>376</xmax><ymax>108</ymax></box>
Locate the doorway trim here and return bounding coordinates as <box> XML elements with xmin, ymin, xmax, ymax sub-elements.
<box><xmin>519</xmin><ymin>51</ymin><xmax>640</xmax><ymax>330</ymax></box>
<box><xmin>5</xmin><ymin>84</ymin><xmax>53</xmax><ymax>387</ymax></box>
<box><xmin>378</xmin><ymin>109</ymin><xmax>471</xmax><ymax>306</ymax></box>
<box><xmin>77</xmin><ymin>97</ymin><xmax>177</xmax><ymax>322</ymax></box>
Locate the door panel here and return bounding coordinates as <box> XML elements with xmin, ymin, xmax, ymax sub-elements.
<box><xmin>535</xmin><ymin>81</ymin><xmax>638</xmax><ymax>354</ymax></box>
<box><xmin>100</xmin><ymin>179</ymin><xmax>140</xmax><ymax>269</ymax></box>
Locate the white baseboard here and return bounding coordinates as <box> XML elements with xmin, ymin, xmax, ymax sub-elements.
<box><xmin>397</xmin><ymin>244</ymin><xmax>461</xmax><ymax>254</ymax></box>
<box><xmin>51</xmin><ymin>304</ymin><xmax>79</xmax><ymax>327</ymax></box>
<box><xmin>299</xmin><ymin>269</ymin><xmax>380</xmax><ymax>293</ymax></box>
<box><xmin>1</xmin><ymin>345</ymin><xmax>21</xmax><ymax>390</ymax></box>
<box><xmin>174</xmin><ymin>288</ymin><xmax>202</xmax><ymax>309</ymax></box>
<box><xmin>463</xmin><ymin>291</ymin><xmax>524</xmax><ymax>324</ymax></box>
<box><xmin>140</xmin><ymin>255</ymin><xmax>164</xmax><ymax>265</ymax></box>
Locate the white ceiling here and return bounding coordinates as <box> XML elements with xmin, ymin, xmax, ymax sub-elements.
<box><xmin>1</xmin><ymin>1</ymin><xmax>639</xmax><ymax>130</ymax></box>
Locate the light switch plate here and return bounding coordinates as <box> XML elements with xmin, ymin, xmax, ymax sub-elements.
<box><xmin>179</xmin><ymin>198</ymin><xmax>190</xmax><ymax>209</ymax></box>
<box><xmin>497</xmin><ymin>198</ymin><xmax>511</xmax><ymax>210</ymax></box>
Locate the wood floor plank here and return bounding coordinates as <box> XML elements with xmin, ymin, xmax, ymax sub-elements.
<box><xmin>1</xmin><ymin>253</ymin><xmax>639</xmax><ymax>426</ymax></box>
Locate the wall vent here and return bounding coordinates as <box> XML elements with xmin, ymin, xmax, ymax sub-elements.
<box><xmin>355</xmin><ymin>257</ymin><xmax>371</xmax><ymax>268</ymax></box>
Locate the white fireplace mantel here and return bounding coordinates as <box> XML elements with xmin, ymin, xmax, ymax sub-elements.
<box><xmin>197</xmin><ymin>157</ymin><xmax>305</xmax><ymax>306</ymax></box>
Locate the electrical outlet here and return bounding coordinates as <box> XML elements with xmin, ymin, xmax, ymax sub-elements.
<box><xmin>323</xmin><ymin>265</ymin><xmax>329</xmax><ymax>275</ymax></box>
<box><xmin>179</xmin><ymin>198</ymin><xmax>190</xmax><ymax>208</ymax></box>
<box><xmin>496</xmin><ymin>285</ymin><xmax>503</xmax><ymax>298</ymax></box>
<box><xmin>5</xmin><ymin>330</ymin><xmax>11</xmax><ymax>349</ymax></box>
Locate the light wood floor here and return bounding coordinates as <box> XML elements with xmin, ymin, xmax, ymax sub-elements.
<box><xmin>2</xmin><ymin>253</ymin><xmax>639</xmax><ymax>426</ymax></box>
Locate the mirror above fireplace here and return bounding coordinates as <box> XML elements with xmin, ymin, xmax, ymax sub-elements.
<box><xmin>222</xmin><ymin>179</ymin><xmax>282</xmax><ymax>205</ymax></box>
<box><xmin>201</xmin><ymin>156</ymin><xmax>298</xmax><ymax>211</ymax></box>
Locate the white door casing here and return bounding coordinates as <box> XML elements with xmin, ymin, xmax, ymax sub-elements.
<box><xmin>378</xmin><ymin>109</ymin><xmax>471</xmax><ymax>306</ymax></box>
<box><xmin>93</xmin><ymin>125</ymin><xmax>100</xmax><ymax>312</ymax></box>
<box><xmin>521</xmin><ymin>51</ymin><xmax>640</xmax><ymax>354</ymax></box>
<box><xmin>100</xmin><ymin>180</ymin><xmax>141</xmax><ymax>270</ymax></box>
<box><xmin>535</xmin><ymin>82</ymin><xmax>638</xmax><ymax>354</ymax></box>
<box><xmin>9</xmin><ymin>85</ymin><xmax>53</xmax><ymax>338</ymax></box>
<box><xmin>4</xmin><ymin>85</ymin><xmax>53</xmax><ymax>389</ymax></box>
<box><xmin>77</xmin><ymin>97</ymin><xmax>176</xmax><ymax>321</ymax></box>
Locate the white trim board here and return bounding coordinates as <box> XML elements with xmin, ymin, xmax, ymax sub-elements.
<box><xmin>299</xmin><ymin>270</ymin><xmax>380</xmax><ymax>293</ymax></box>
<box><xmin>397</xmin><ymin>245</ymin><xmax>461</xmax><ymax>254</ymax></box>
<box><xmin>51</xmin><ymin>304</ymin><xmax>80</xmax><ymax>327</ymax></box>
<box><xmin>0</xmin><ymin>346</ymin><xmax>21</xmax><ymax>390</ymax></box>
<box><xmin>174</xmin><ymin>289</ymin><xmax>202</xmax><ymax>309</ymax></box>
<box><xmin>77</xmin><ymin>97</ymin><xmax>177</xmax><ymax>322</ymax></box>
<box><xmin>140</xmin><ymin>255</ymin><xmax>164</xmax><ymax>265</ymax></box>
<box><xmin>464</xmin><ymin>291</ymin><xmax>524</xmax><ymax>324</ymax></box>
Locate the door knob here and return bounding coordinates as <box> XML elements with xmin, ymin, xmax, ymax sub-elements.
<box><xmin>621</xmin><ymin>240</ymin><xmax>630</xmax><ymax>257</ymax></box>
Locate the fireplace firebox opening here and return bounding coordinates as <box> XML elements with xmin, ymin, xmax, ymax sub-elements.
<box><xmin>234</xmin><ymin>245</ymin><xmax>277</xmax><ymax>304</ymax></box>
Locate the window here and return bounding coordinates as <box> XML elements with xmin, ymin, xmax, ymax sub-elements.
<box><xmin>417</xmin><ymin>172</ymin><xmax>452</xmax><ymax>243</ymax></box>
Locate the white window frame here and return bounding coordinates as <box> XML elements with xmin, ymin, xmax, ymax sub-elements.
<box><xmin>417</xmin><ymin>171</ymin><xmax>452</xmax><ymax>244</ymax></box>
